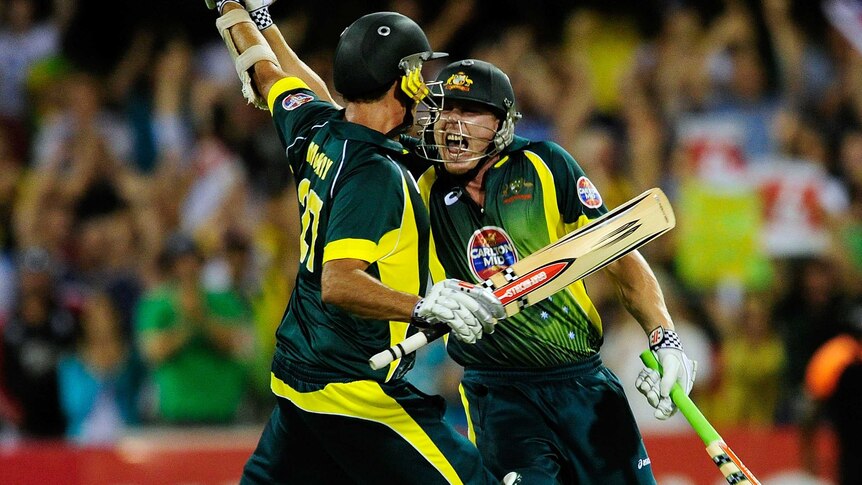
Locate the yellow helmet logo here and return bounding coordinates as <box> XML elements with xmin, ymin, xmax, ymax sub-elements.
<box><xmin>444</xmin><ymin>72</ymin><xmax>473</xmax><ymax>92</ymax></box>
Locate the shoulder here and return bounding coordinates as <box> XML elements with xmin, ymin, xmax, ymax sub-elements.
<box><xmin>518</xmin><ymin>140</ymin><xmax>575</xmax><ymax>163</ymax></box>
<box><xmin>269</xmin><ymin>80</ymin><xmax>340</xmax><ymax>121</ymax></box>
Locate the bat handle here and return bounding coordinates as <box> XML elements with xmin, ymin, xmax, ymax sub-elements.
<box><xmin>368</xmin><ymin>323</ymin><xmax>450</xmax><ymax>370</ymax></box>
<box><xmin>639</xmin><ymin>350</ymin><xmax>762</xmax><ymax>485</ymax></box>
<box><xmin>639</xmin><ymin>350</ymin><xmax>721</xmax><ymax>445</ymax></box>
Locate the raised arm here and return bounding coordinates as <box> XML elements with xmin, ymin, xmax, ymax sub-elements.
<box><xmin>209</xmin><ymin>0</ymin><xmax>337</xmax><ymax>107</ymax></box>
<box><xmin>242</xmin><ymin>0</ymin><xmax>340</xmax><ymax>106</ymax></box>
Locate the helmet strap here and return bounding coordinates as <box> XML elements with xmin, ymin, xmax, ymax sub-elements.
<box><xmin>384</xmin><ymin>80</ymin><xmax>416</xmax><ymax>138</ymax></box>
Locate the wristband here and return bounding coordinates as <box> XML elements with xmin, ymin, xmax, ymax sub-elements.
<box><xmin>648</xmin><ymin>327</ymin><xmax>683</xmax><ymax>352</ymax></box>
<box><xmin>249</xmin><ymin>6</ymin><xmax>274</xmax><ymax>30</ymax></box>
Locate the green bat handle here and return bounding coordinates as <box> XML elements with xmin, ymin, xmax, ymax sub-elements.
<box><xmin>640</xmin><ymin>350</ymin><xmax>721</xmax><ymax>445</ymax></box>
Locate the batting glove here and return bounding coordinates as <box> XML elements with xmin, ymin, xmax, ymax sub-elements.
<box><xmin>635</xmin><ymin>327</ymin><xmax>697</xmax><ymax>420</ymax></box>
<box><xmin>243</xmin><ymin>0</ymin><xmax>275</xmax><ymax>30</ymax></box>
<box><xmin>436</xmin><ymin>279</ymin><xmax>504</xmax><ymax>334</ymax></box>
<box><xmin>412</xmin><ymin>279</ymin><xmax>501</xmax><ymax>343</ymax></box>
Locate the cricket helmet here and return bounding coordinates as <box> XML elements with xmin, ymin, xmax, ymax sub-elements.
<box><xmin>333</xmin><ymin>12</ymin><xmax>447</xmax><ymax>100</ymax></box>
<box><xmin>417</xmin><ymin>59</ymin><xmax>522</xmax><ymax>163</ymax></box>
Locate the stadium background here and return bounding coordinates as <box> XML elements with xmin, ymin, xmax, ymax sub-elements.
<box><xmin>1</xmin><ymin>0</ymin><xmax>860</xmax><ymax>483</ymax></box>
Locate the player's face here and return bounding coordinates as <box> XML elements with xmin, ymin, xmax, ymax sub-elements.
<box><xmin>434</xmin><ymin>100</ymin><xmax>499</xmax><ymax>175</ymax></box>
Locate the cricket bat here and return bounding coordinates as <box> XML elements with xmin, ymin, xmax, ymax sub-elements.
<box><xmin>368</xmin><ymin>187</ymin><xmax>676</xmax><ymax>370</ymax></box>
<box><xmin>640</xmin><ymin>350</ymin><xmax>761</xmax><ymax>485</ymax></box>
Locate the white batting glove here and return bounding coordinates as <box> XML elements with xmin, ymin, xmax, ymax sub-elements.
<box><xmin>635</xmin><ymin>327</ymin><xmax>697</xmax><ymax>420</ymax></box>
<box><xmin>243</xmin><ymin>0</ymin><xmax>275</xmax><ymax>30</ymax></box>
<box><xmin>412</xmin><ymin>279</ymin><xmax>500</xmax><ymax>344</ymax></box>
<box><xmin>436</xmin><ymin>279</ymin><xmax>504</xmax><ymax>335</ymax></box>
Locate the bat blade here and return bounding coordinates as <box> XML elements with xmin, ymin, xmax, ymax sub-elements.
<box><xmin>485</xmin><ymin>187</ymin><xmax>674</xmax><ymax>317</ymax></box>
<box><xmin>640</xmin><ymin>351</ymin><xmax>761</xmax><ymax>485</ymax></box>
<box><xmin>368</xmin><ymin>188</ymin><xmax>675</xmax><ymax>371</ymax></box>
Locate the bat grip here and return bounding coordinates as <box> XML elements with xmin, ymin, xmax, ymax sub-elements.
<box><xmin>639</xmin><ymin>350</ymin><xmax>721</xmax><ymax>446</ymax></box>
<box><xmin>368</xmin><ymin>323</ymin><xmax>449</xmax><ymax>370</ymax></box>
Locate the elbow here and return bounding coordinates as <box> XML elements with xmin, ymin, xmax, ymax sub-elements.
<box><xmin>320</xmin><ymin>269</ymin><xmax>345</xmax><ymax>308</ymax></box>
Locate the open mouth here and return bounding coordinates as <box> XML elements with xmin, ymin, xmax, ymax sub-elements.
<box><xmin>445</xmin><ymin>133</ymin><xmax>468</xmax><ymax>154</ymax></box>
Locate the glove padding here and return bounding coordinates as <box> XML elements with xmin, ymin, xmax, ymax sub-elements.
<box><xmin>436</xmin><ymin>279</ymin><xmax>505</xmax><ymax>334</ymax></box>
<box><xmin>635</xmin><ymin>328</ymin><xmax>697</xmax><ymax>420</ymax></box>
<box><xmin>413</xmin><ymin>279</ymin><xmax>503</xmax><ymax>343</ymax></box>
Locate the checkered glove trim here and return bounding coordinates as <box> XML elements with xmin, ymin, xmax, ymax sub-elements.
<box><xmin>249</xmin><ymin>7</ymin><xmax>273</xmax><ymax>30</ymax></box>
<box><xmin>648</xmin><ymin>327</ymin><xmax>683</xmax><ymax>352</ymax></box>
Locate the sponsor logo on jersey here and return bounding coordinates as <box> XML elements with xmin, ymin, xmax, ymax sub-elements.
<box><xmin>576</xmin><ymin>176</ymin><xmax>602</xmax><ymax>208</ymax></box>
<box><xmin>502</xmin><ymin>178</ymin><xmax>534</xmax><ymax>204</ymax></box>
<box><xmin>444</xmin><ymin>188</ymin><xmax>462</xmax><ymax>206</ymax></box>
<box><xmin>444</xmin><ymin>72</ymin><xmax>473</xmax><ymax>92</ymax></box>
<box><xmin>468</xmin><ymin>227</ymin><xmax>518</xmax><ymax>280</ymax></box>
<box><xmin>282</xmin><ymin>92</ymin><xmax>314</xmax><ymax>111</ymax></box>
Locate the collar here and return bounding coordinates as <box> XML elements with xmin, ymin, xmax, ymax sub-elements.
<box><xmin>329</xmin><ymin>114</ymin><xmax>408</xmax><ymax>155</ymax></box>
<box><xmin>502</xmin><ymin>135</ymin><xmax>531</xmax><ymax>154</ymax></box>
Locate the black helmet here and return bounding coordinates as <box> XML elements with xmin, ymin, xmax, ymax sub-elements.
<box><xmin>436</xmin><ymin>59</ymin><xmax>517</xmax><ymax>120</ymax></box>
<box><xmin>333</xmin><ymin>12</ymin><xmax>446</xmax><ymax>100</ymax></box>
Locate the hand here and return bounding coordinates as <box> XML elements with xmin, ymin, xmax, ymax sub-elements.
<box><xmin>635</xmin><ymin>328</ymin><xmax>697</xmax><ymax>420</ymax></box>
<box><xmin>436</xmin><ymin>279</ymin><xmax>504</xmax><ymax>334</ymax></box>
<box><xmin>413</xmin><ymin>279</ymin><xmax>498</xmax><ymax>344</ymax></box>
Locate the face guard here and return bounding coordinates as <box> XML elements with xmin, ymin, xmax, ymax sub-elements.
<box><xmin>399</xmin><ymin>53</ymin><xmax>444</xmax><ymax>122</ymax></box>
<box><xmin>415</xmin><ymin>96</ymin><xmax>521</xmax><ymax>164</ymax></box>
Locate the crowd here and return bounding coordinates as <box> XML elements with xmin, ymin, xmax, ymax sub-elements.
<box><xmin>0</xmin><ymin>0</ymin><xmax>860</xmax><ymax>472</ymax></box>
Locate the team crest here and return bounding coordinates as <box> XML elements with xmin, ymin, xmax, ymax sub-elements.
<box><xmin>502</xmin><ymin>178</ymin><xmax>534</xmax><ymax>203</ymax></box>
<box><xmin>444</xmin><ymin>72</ymin><xmax>473</xmax><ymax>92</ymax></box>
<box><xmin>576</xmin><ymin>176</ymin><xmax>603</xmax><ymax>209</ymax></box>
<box><xmin>282</xmin><ymin>92</ymin><xmax>314</xmax><ymax>111</ymax></box>
<box><xmin>468</xmin><ymin>226</ymin><xmax>518</xmax><ymax>280</ymax></box>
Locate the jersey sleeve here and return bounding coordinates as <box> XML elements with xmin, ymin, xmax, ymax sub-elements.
<box><xmin>544</xmin><ymin>141</ymin><xmax>607</xmax><ymax>228</ymax></box>
<box><xmin>322</xmin><ymin>157</ymin><xmax>405</xmax><ymax>264</ymax></box>
<box><xmin>268</xmin><ymin>78</ymin><xmax>341</xmax><ymax>171</ymax></box>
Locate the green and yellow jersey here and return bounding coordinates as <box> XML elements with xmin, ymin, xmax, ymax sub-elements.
<box><xmin>267</xmin><ymin>78</ymin><xmax>429</xmax><ymax>383</ymax></box>
<box><xmin>417</xmin><ymin>136</ymin><xmax>607</xmax><ymax>368</ymax></box>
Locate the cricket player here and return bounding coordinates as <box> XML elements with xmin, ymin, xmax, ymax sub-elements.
<box><xmin>409</xmin><ymin>58</ymin><xmax>697</xmax><ymax>483</ymax></box>
<box><xmin>205</xmin><ymin>1</ymin><xmax>517</xmax><ymax>483</ymax></box>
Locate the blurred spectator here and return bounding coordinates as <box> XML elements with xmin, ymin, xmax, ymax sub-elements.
<box><xmin>802</xmin><ymin>309</ymin><xmax>862</xmax><ymax>485</ymax></box>
<box><xmin>32</xmin><ymin>70</ymin><xmax>135</xmax><ymax>172</ymax></box>
<box><xmin>57</xmin><ymin>290</ymin><xmax>144</xmax><ymax>444</ymax></box>
<box><xmin>1</xmin><ymin>246</ymin><xmax>77</xmax><ymax>438</ymax></box>
<box><xmin>711</xmin><ymin>293</ymin><xmax>786</xmax><ymax>426</ymax></box>
<box><xmin>773</xmin><ymin>256</ymin><xmax>853</xmax><ymax>422</ymax></box>
<box><xmin>0</xmin><ymin>0</ymin><xmax>74</xmax><ymax>161</ymax></box>
<box><xmin>135</xmin><ymin>233</ymin><xmax>253</xmax><ymax>425</ymax></box>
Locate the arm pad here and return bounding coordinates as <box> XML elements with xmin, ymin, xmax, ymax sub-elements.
<box><xmin>216</xmin><ymin>8</ymin><xmax>279</xmax><ymax>109</ymax></box>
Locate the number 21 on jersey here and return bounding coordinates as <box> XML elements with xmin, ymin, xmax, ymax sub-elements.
<box><xmin>297</xmin><ymin>178</ymin><xmax>322</xmax><ymax>272</ymax></box>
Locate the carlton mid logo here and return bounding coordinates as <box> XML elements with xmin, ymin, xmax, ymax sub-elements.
<box><xmin>577</xmin><ymin>176</ymin><xmax>603</xmax><ymax>209</ymax></box>
<box><xmin>468</xmin><ymin>227</ymin><xmax>518</xmax><ymax>280</ymax></box>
